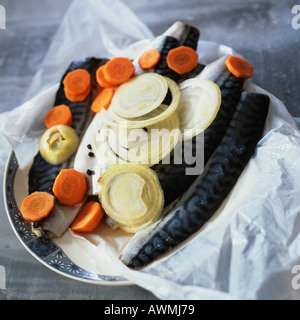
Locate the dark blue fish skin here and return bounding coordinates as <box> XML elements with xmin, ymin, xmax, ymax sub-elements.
<box><xmin>150</xmin><ymin>25</ymin><xmax>206</xmax><ymax>207</ymax></box>
<box><xmin>28</xmin><ymin>57</ymin><xmax>108</xmax><ymax>194</ymax></box>
<box><xmin>179</xmin><ymin>24</ymin><xmax>200</xmax><ymax>50</ymax></box>
<box><xmin>155</xmin><ymin>70</ymin><xmax>244</xmax><ymax>207</ymax></box>
<box><xmin>154</xmin><ymin>36</ymin><xmax>181</xmax><ymax>81</ymax></box>
<box><xmin>177</xmin><ymin>63</ymin><xmax>205</xmax><ymax>83</ymax></box>
<box><xmin>123</xmin><ymin>92</ymin><xmax>270</xmax><ymax>269</ymax></box>
<box><xmin>203</xmin><ymin>71</ymin><xmax>244</xmax><ymax>164</ymax></box>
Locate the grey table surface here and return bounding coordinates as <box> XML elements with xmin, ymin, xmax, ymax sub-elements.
<box><xmin>0</xmin><ymin>0</ymin><xmax>299</xmax><ymax>300</ymax></box>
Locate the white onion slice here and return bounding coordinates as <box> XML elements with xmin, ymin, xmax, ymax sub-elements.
<box><xmin>105</xmin><ymin>76</ymin><xmax>180</xmax><ymax>128</ymax></box>
<box><xmin>178</xmin><ymin>79</ymin><xmax>221</xmax><ymax>141</ymax></box>
<box><xmin>93</xmin><ymin>111</ymin><xmax>180</xmax><ymax>166</ymax></box>
<box><xmin>110</xmin><ymin>73</ymin><xmax>168</xmax><ymax>118</ymax></box>
<box><xmin>98</xmin><ymin>164</ymin><xmax>164</xmax><ymax>233</ymax></box>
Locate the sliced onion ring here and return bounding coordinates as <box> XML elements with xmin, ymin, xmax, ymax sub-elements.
<box><xmin>111</xmin><ymin>73</ymin><xmax>168</xmax><ymax>118</ymax></box>
<box><xmin>98</xmin><ymin>164</ymin><xmax>164</xmax><ymax>233</ymax></box>
<box><xmin>93</xmin><ymin>111</ymin><xmax>180</xmax><ymax>166</ymax></box>
<box><xmin>105</xmin><ymin>76</ymin><xmax>180</xmax><ymax>128</ymax></box>
<box><xmin>178</xmin><ymin>79</ymin><xmax>221</xmax><ymax>141</ymax></box>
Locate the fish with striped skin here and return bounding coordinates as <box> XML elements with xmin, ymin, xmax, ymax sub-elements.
<box><xmin>28</xmin><ymin>57</ymin><xmax>108</xmax><ymax>194</ymax></box>
<box><xmin>28</xmin><ymin>57</ymin><xmax>108</xmax><ymax>238</ymax></box>
<box><xmin>154</xmin><ymin>55</ymin><xmax>245</xmax><ymax>207</ymax></box>
<box><xmin>120</xmin><ymin>92</ymin><xmax>270</xmax><ymax>269</ymax></box>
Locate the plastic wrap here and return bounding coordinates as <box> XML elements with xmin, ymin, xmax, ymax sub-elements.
<box><xmin>1</xmin><ymin>0</ymin><xmax>300</xmax><ymax>300</ymax></box>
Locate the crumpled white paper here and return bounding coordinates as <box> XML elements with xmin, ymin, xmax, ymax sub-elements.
<box><xmin>1</xmin><ymin>0</ymin><xmax>300</xmax><ymax>300</ymax></box>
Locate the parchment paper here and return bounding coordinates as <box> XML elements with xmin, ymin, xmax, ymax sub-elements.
<box><xmin>1</xmin><ymin>0</ymin><xmax>300</xmax><ymax>300</ymax></box>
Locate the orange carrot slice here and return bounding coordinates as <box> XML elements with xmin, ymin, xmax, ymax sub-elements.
<box><xmin>225</xmin><ymin>55</ymin><xmax>254</xmax><ymax>79</ymax></box>
<box><xmin>91</xmin><ymin>88</ymin><xmax>114</xmax><ymax>113</ymax></box>
<box><xmin>63</xmin><ymin>69</ymin><xmax>91</xmax><ymax>95</ymax></box>
<box><xmin>64</xmin><ymin>83</ymin><xmax>91</xmax><ymax>102</ymax></box>
<box><xmin>44</xmin><ymin>104</ymin><xmax>72</xmax><ymax>129</ymax></box>
<box><xmin>138</xmin><ymin>49</ymin><xmax>161</xmax><ymax>69</ymax></box>
<box><xmin>96</xmin><ymin>65</ymin><xmax>116</xmax><ymax>88</ymax></box>
<box><xmin>53</xmin><ymin>169</ymin><xmax>87</xmax><ymax>206</ymax></box>
<box><xmin>166</xmin><ymin>46</ymin><xmax>198</xmax><ymax>75</ymax></box>
<box><xmin>20</xmin><ymin>192</ymin><xmax>55</xmax><ymax>221</ymax></box>
<box><xmin>103</xmin><ymin>57</ymin><xmax>135</xmax><ymax>85</ymax></box>
<box><xmin>71</xmin><ymin>201</ymin><xmax>104</xmax><ymax>232</ymax></box>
